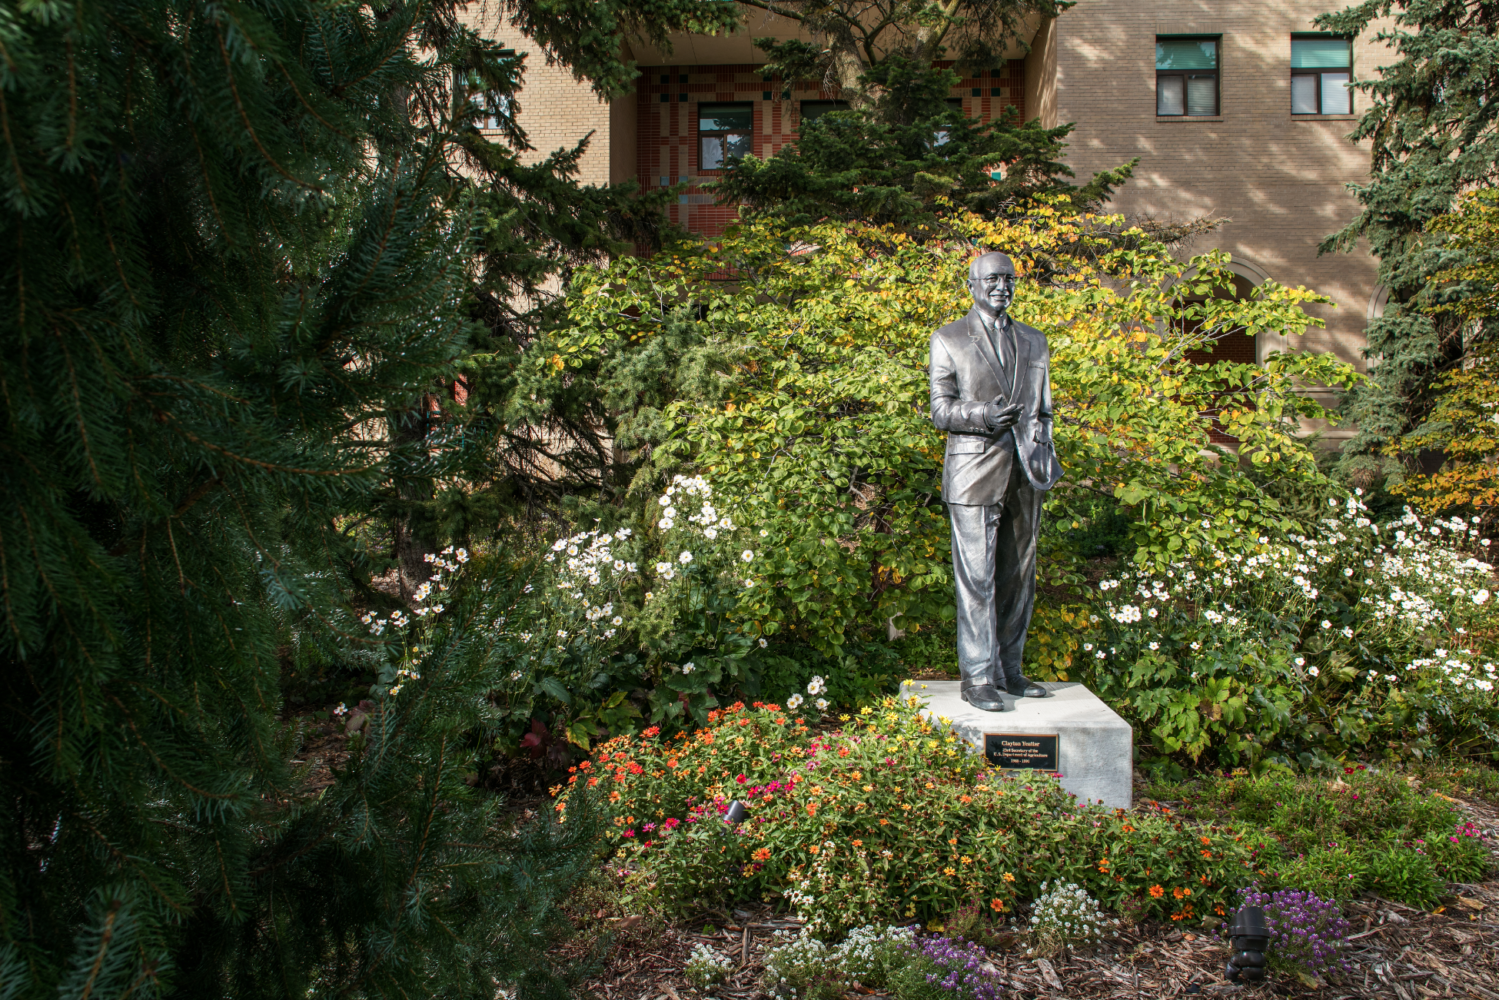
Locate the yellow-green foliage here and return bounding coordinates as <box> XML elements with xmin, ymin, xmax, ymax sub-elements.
<box><xmin>553</xmin><ymin>208</ymin><xmax>1358</xmax><ymax>653</ymax></box>
<box><xmin>1396</xmin><ymin>189</ymin><xmax>1499</xmax><ymax>521</ymax></box>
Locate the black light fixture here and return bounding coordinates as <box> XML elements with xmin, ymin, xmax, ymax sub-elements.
<box><xmin>723</xmin><ymin>799</ymin><xmax>748</xmax><ymax>826</ymax></box>
<box><xmin>1225</xmin><ymin>906</ymin><xmax>1269</xmax><ymax>982</ymax></box>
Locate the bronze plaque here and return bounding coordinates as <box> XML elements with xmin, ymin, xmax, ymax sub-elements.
<box><xmin>983</xmin><ymin>733</ymin><xmax>1058</xmax><ymax>770</ymax></box>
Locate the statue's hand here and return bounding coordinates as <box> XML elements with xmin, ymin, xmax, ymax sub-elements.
<box><xmin>987</xmin><ymin>402</ymin><xmax>1022</xmax><ymax>432</ymax></box>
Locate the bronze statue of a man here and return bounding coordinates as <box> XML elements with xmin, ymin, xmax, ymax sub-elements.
<box><xmin>929</xmin><ymin>251</ymin><xmax>1064</xmax><ymax>712</ymax></box>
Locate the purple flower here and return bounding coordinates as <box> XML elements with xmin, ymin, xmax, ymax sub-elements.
<box><xmin>903</xmin><ymin>933</ymin><xmax>1003</xmax><ymax>1000</ymax></box>
<box><xmin>1233</xmin><ymin>885</ymin><xmax>1352</xmax><ymax>977</ymax></box>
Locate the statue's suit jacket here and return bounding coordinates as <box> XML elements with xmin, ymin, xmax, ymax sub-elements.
<box><xmin>929</xmin><ymin>308</ymin><xmax>1064</xmax><ymax>505</ymax></box>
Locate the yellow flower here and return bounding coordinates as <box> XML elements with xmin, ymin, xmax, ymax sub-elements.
<box><xmin>943</xmin><ymin>866</ymin><xmax>957</xmax><ymax>876</ymax></box>
<box><xmin>1002</xmin><ymin>872</ymin><xmax>1016</xmax><ymax>883</ymax></box>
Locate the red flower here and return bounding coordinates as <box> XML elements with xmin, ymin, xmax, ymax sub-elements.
<box><xmin>736</xmin><ymin>774</ymin><xmax>748</xmax><ymax>784</ymax></box>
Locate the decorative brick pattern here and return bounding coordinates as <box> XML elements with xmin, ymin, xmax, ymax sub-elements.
<box><xmin>635</xmin><ymin>61</ymin><xmax>1026</xmax><ymax>236</ymax></box>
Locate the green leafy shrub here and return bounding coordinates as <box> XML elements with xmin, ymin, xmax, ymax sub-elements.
<box><xmin>554</xmin><ymin>700</ymin><xmax>1272</xmax><ymax>933</ymax></box>
<box><xmin>1081</xmin><ymin>495</ymin><xmax>1499</xmax><ymax>765</ymax></box>
<box><xmin>1364</xmin><ymin>844</ymin><xmax>1444</xmax><ymax>907</ymax></box>
<box><xmin>1143</xmin><ymin>767</ymin><xmax>1492</xmax><ymax>906</ymax></box>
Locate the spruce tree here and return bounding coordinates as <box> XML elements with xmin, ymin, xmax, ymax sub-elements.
<box><xmin>0</xmin><ymin>2</ymin><xmax>601</xmax><ymax>997</ymax></box>
<box><xmin>1315</xmin><ymin>0</ymin><xmax>1499</xmax><ymax>487</ymax></box>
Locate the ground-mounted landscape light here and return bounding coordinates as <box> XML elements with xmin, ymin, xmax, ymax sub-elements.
<box><xmin>723</xmin><ymin>799</ymin><xmax>748</xmax><ymax>826</ymax></box>
<box><xmin>1225</xmin><ymin>905</ymin><xmax>1269</xmax><ymax>982</ymax></box>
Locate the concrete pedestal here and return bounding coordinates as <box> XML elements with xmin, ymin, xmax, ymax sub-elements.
<box><xmin>899</xmin><ymin>680</ymin><xmax>1133</xmax><ymax>809</ymax></box>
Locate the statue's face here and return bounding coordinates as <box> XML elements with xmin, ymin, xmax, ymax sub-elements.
<box><xmin>968</xmin><ymin>255</ymin><xmax>1017</xmax><ymax>316</ymax></box>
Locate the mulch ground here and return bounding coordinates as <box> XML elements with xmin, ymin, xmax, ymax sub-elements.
<box><xmin>575</xmin><ymin>791</ymin><xmax>1499</xmax><ymax>1000</ymax></box>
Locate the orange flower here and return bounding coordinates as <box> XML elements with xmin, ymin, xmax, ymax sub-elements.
<box><xmin>667</xmin><ymin>758</ymin><xmax>679</xmax><ymax>769</ymax></box>
<box><xmin>1002</xmin><ymin>872</ymin><xmax>1016</xmax><ymax>883</ymax></box>
<box><xmin>752</xmin><ymin>847</ymin><xmax>771</xmax><ymax>862</ymax></box>
<box><xmin>1121</xmin><ymin>824</ymin><xmax>1135</xmax><ymax>833</ymax></box>
<box><xmin>806</xmin><ymin>803</ymin><xmax>818</xmax><ymax>817</ymax></box>
<box><xmin>609</xmin><ymin>791</ymin><xmax>621</xmax><ymax>802</ymax></box>
<box><xmin>1200</xmin><ymin>836</ymin><xmax>1211</xmax><ymax>845</ymax></box>
<box><xmin>1200</xmin><ymin>850</ymin><xmax>1213</xmax><ymax>859</ymax></box>
<box><xmin>943</xmin><ymin>866</ymin><xmax>957</xmax><ymax>876</ymax></box>
<box><xmin>960</xmin><ymin>795</ymin><xmax>973</xmax><ymax>804</ymax></box>
<box><xmin>990</xmin><ymin>899</ymin><xmax>1004</xmax><ymax>912</ymax></box>
<box><xmin>879</xmin><ymin>818</ymin><xmax>890</xmax><ymax>826</ymax></box>
<box><xmin>838</xmin><ymin>748</ymin><xmax>851</xmax><ymax>757</ymax></box>
<box><xmin>1149</xmin><ymin>885</ymin><xmax>1165</xmax><ymax>898</ymax></box>
<box><xmin>852</xmin><ymin>839</ymin><xmax>863</xmax><ymax>847</ymax></box>
<box><xmin>1172</xmin><ymin>887</ymin><xmax>1184</xmax><ymax>899</ymax></box>
<box><xmin>809</xmin><ymin>845</ymin><xmax>820</xmax><ymax>855</ymax></box>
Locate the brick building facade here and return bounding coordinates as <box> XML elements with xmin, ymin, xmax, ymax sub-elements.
<box><xmin>467</xmin><ymin>2</ymin><xmax>1396</xmax><ymax>439</ymax></box>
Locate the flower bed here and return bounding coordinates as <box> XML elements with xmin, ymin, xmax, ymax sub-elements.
<box><xmin>554</xmin><ymin>699</ymin><xmax>1271</xmax><ymax>933</ymax></box>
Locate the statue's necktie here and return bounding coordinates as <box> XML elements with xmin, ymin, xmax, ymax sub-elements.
<box><xmin>990</xmin><ymin>318</ymin><xmax>1012</xmax><ymax>378</ymax></box>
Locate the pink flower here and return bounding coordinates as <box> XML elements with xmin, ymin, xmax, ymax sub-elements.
<box><xmin>623</xmin><ymin>829</ymin><xmax>635</xmax><ymax>838</ymax></box>
<box><xmin>736</xmin><ymin>774</ymin><xmax>748</xmax><ymax>784</ymax></box>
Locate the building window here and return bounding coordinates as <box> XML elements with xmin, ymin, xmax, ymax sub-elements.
<box><xmin>698</xmin><ymin>104</ymin><xmax>753</xmax><ymax>170</ymax></box>
<box><xmin>1156</xmin><ymin>38</ymin><xmax>1219</xmax><ymax>116</ymax></box>
<box><xmin>1291</xmin><ymin>36</ymin><xmax>1352</xmax><ymax>114</ymax></box>
<box><xmin>799</xmin><ymin>100</ymin><xmax>850</xmax><ymax>124</ymax></box>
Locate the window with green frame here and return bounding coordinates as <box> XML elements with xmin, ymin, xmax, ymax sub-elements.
<box><xmin>1156</xmin><ymin>37</ymin><xmax>1219</xmax><ymax>116</ymax></box>
<box><xmin>698</xmin><ymin>104</ymin><xmax>754</xmax><ymax>169</ymax></box>
<box><xmin>1291</xmin><ymin>36</ymin><xmax>1352</xmax><ymax>114</ymax></box>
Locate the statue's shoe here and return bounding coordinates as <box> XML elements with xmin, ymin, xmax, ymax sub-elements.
<box><xmin>1002</xmin><ymin>673</ymin><xmax>1049</xmax><ymax>698</ymax></box>
<box><xmin>960</xmin><ymin>683</ymin><xmax>1008</xmax><ymax>712</ymax></box>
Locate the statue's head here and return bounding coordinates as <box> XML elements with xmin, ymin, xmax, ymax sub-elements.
<box><xmin>967</xmin><ymin>251</ymin><xmax>1017</xmax><ymax>320</ymax></box>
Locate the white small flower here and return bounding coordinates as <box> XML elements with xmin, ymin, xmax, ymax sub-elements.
<box><xmin>1308</xmin><ymin>666</ymin><xmax>1319</xmax><ymax>677</ymax></box>
<box><xmin>1148</xmin><ymin>641</ymin><xmax>1159</xmax><ymax>650</ymax></box>
<box><xmin>787</xmin><ymin>693</ymin><xmax>804</xmax><ymax>710</ymax></box>
<box><xmin>645</xmin><ymin>591</ymin><xmax>655</xmax><ymax>600</ymax></box>
<box><xmin>759</xmin><ymin>637</ymin><xmax>768</xmax><ymax>648</ymax></box>
<box><xmin>1083</xmin><ymin>643</ymin><xmax>1093</xmax><ymax>651</ymax></box>
<box><xmin>612</xmin><ymin>616</ymin><xmax>623</xmax><ymax>626</ymax></box>
<box><xmin>1320</xmin><ymin>620</ymin><xmax>1332</xmax><ymax>629</ymax></box>
<box><xmin>1475</xmin><ymin>589</ymin><xmax>1491</xmax><ymax>605</ymax></box>
<box><xmin>815</xmin><ymin>698</ymin><xmax>829</xmax><ymax>711</ymax></box>
<box><xmin>682</xmin><ymin>662</ymin><xmax>695</xmax><ymax>674</ymax></box>
<box><xmin>759</xmin><ymin>529</ymin><xmax>769</xmax><ymax>537</ymax></box>
<box><xmin>659</xmin><ymin>518</ymin><xmax>674</xmax><ymax>530</ymax></box>
<box><xmin>679</xmin><ymin>550</ymin><xmax>693</xmax><ymax>564</ymax></box>
<box><xmin>704</xmin><ymin>528</ymin><xmax>718</xmax><ymax>540</ymax></box>
<box><xmin>557</xmin><ymin>629</ymin><xmax>568</xmax><ymax>638</ymax></box>
<box><xmin>1294</xmin><ymin>656</ymin><xmax>1305</xmax><ymax>667</ymax></box>
<box><xmin>741</xmin><ymin>550</ymin><xmax>755</xmax><ymax>563</ymax></box>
